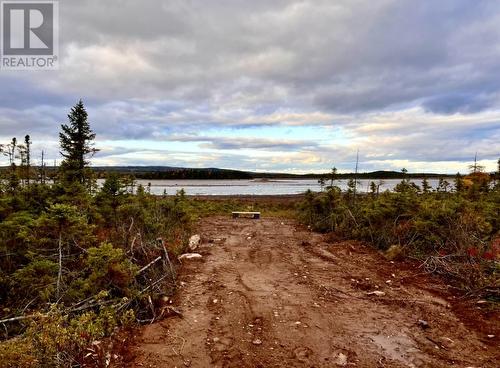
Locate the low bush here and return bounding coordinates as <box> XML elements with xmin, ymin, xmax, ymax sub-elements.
<box><xmin>298</xmin><ymin>178</ymin><xmax>499</xmax><ymax>293</ymax></box>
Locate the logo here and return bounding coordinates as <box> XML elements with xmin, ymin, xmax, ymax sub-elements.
<box><xmin>1</xmin><ymin>1</ymin><xmax>58</xmax><ymax>70</ymax></box>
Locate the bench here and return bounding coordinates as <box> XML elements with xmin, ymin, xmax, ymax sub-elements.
<box><xmin>232</xmin><ymin>211</ymin><xmax>261</xmax><ymax>219</ymax></box>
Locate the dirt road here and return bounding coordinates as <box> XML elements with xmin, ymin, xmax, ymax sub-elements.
<box><xmin>129</xmin><ymin>217</ymin><xmax>499</xmax><ymax>367</ymax></box>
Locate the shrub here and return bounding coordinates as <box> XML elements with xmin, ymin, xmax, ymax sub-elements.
<box><xmin>298</xmin><ymin>188</ymin><xmax>499</xmax><ymax>291</ymax></box>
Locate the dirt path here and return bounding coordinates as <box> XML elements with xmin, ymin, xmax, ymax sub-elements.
<box><xmin>129</xmin><ymin>217</ymin><xmax>498</xmax><ymax>368</ymax></box>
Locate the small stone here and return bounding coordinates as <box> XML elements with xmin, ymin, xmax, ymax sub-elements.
<box><xmin>188</xmin><ymin>235</ymin><xmax>201</xmax><ymax>251</ymax></box>
<box><xmin>334</xmin><ymin>352</ymin><xmax>348</xmax><ymax>366</ymax></box>
<box><xmin>252</xmin><ymin>338</ymin><xmax>262</xmax><ymax>345</ymax></box>
<box><xmin>476</xmin><ymin>300</ymin><xmax>488</xmax><ymax>305</ymax></box>
<box><xmin>178</xmin><ymin>253</ymin><xmax>203</xmax><ymax>261</ymax></box>
<box><xmin>418</xmin><ymin>319</ymin><xmax>430</xmax><ymax>329</ymax></box>
<box><xmin>487</xmin><ymin>334</ymin><xmax>495</xmax><ymax>338</ymax></box>
<box><xmin>366</xmin><ymin>291</ymin><xmax>385</xmax><ymax>297</ymax></box>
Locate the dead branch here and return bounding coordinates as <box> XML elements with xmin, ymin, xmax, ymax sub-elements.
<box><xmin>136</xmin><ymin>256</ymin><xmax>162</xmax><ymax>275</ymax></box>
<box><xmin>0</xmin><ymin>315</ymin><xmax>37</xmax><ymax>324</ymax></box>
<box><xmin>158</xmin><ymin>238</ymin><xmax>176</xmax><ymax>284</ymax></box>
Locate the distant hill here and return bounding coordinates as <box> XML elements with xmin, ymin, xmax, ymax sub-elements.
<box><xmin>90</xmin><ymin>166</ymin><xmax>455</xmax><ymax>180</ymax></box>
<box><xmin>0</xmin><ymin>165</ymin><xmax>458</xmax><ymax>180</ymax></box>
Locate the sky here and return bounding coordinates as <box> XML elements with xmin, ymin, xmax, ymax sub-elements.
<box><xmin>1</xmin><ymin>0</ymin><xmax>499</xmax><ymax>174</ymax></box>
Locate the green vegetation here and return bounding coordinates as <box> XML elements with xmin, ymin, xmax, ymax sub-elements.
<box><xmin>298</xmin><ymin>166</ymin><xmax>500</xmax><ymax>294</ymax></box>
<box><xmin>179</xmin><ymin>194</ymin><xmax>298</xmax><ymax>220</ymax></box>
<box><xmin>0</xmin><ymin>101</ymin><xmax>191</xmax><ymax>367</ymax></box>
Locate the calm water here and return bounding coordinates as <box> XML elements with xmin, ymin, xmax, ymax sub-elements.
<box><xmin>101</xmin><ymin>178</ymin><xmax>441</xmax><ymax>196</ymax></box>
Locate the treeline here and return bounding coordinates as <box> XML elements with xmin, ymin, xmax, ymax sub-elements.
<box><xmin>0</xmin><ymin>101</ymin><xmax>192</xmax><ymax>367</ymax></box>
<box><xmin>298</xmin><ymin>163</ymin><xmax>500</xmax><ymax>295</ymax></box>
<box><xmin>91</xmin><ymin>169</ymin><xmax>458</xmax><ymax>181</ymax></box>
<box><xmin>92</xmin><ymin>167</ymin><xmax>254</xmax><ymax>180</ymax></box>
<box><xmin>0</xmin><ymin>163</ymin><xmax>468</xmax><ymax>182</ymax></box>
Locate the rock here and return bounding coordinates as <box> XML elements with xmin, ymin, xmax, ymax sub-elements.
<box><xmin>334</xmin><ymin>352</ymin><xmax>348</xmax><ymax>366</ymax></box>
<box><xmin>367</xmin><ymin>291</ymin><xmax>386</xmax><ymax>297</ymax></box>
<box><xmin>418</xmin><ymin>319</ymin><xmax>430</xmax><ymax>329</ymax></box>
<box><xmin>487</xmin><ymin>334</ymin><xmax>495</xmax><ymax>339</ymax></box>
<box><xmin>252</xmin><ymin>338</ymin><xmax>262</xmax><ymax>345</ymax></box>
<box><xmin>188</xmin><ymin>235</ymin><xmax>201</xmax><ymax>251</ymax></box>
<box><xmin>293</xmin><ymin>346</ymin><xmax>312</xmax><ymax>362</ymax></box>
<box><xmin>178</xmin><ymin>253</ymin><xmax>203</xmax><ymax>261</ymax></box>
<box><xmin>441</xmin><ymin>337</ymin><xmax>455</xmax><ymax>348</ymax></box>
<box><xmin>476</xmin><ymin>300</ymin><xmax>488</xmax><ymax>305</ymax></box>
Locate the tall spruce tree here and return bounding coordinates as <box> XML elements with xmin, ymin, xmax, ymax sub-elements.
<box><xmin>19</xmin><ymin>135</ymin><xmax>32</xmax><ymax>185</ymax></box>
<box><xmin>59</xmin><ymin>100</ymin><xmax>98</xmax><ymax>185</ymax></box>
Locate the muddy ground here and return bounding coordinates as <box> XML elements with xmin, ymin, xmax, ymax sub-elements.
<box><xmin>127</xmin><ymin>216</ymin><xmax>498</xmax><ymax>367</ymax></box>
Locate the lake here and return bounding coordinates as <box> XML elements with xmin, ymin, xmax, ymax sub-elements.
<box><xmin>103</xmin><ymin>178</ymin><xmax>442</xmax><ymax>196</ymax></box>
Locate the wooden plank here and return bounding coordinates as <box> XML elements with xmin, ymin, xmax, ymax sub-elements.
<box><xmin>232</xmin><ymin>211</ymin><xmax>261</xmax><ymax>219</ymax></box>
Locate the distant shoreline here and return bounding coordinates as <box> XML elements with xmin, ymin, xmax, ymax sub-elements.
<box><xmin>0</xmin><ymin>165</ymin><xmax>462</xmax><ymax>181</ymax></box>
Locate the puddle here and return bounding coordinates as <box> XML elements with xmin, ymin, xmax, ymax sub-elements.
<box><xmin>367</xmin><ymin>332</ymin><xmax>424</xmax><ymax>367</ymax></box>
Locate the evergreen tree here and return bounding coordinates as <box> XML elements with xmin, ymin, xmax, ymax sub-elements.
<box><xmin>318</xmin><ymin>177</ymin><xmax>326</xmax><ymax>191</ymax></box>
<box><xmin>369</xmin><ymin>181</ymin><xmax>377</xmax><ymax>197</ymax></box>
<box><xmin>98</xmin><ymin>173</ymin><xmax>126</xmax><ymax>228</ymax></box>
<box><xmin>495</xmin><ymin>158</ymin><xmax>500</xmax><ymax>190</ymax></box>
<box><xmin>330</xmin><ymin>166</ymin><xmax>338</xmax><ymax>187</ymax></box>
<box><xmin>454</xmin><ymin>173</ymin><xmax>464</xmax><ymax>193</ymax></box>
<box><xmin>8</xmin><ymin>137</ymin><xmax>16</xmax><ymax>165</ymax></box>
<box><xmin>421</xmin><ymin>177</ymin><xmax>431</xmax><ymax>194</ymax></box>
<box><xmin>347</xmin><ymin>178</ymin><xmax>356</xmax><ymax>197</ymax></box>
<box><xmin>59</xmin><ymin>100</ymin><xmax>98</xmax><ymax>185</ymax></box>
<box><xmin>24</xmin><ymin>135</ymin><xmax>31</xmax><ymax>185</ymax></box>
<box><xmin>437</xmin><ymin>178</ymin><xmax>450</xmax><ymax>193</ymax></box>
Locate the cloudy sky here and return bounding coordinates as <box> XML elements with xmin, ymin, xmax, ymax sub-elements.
<box><xmin>1</xmin><ymin>0</ymin><xmax>499</xmax><ymax>173</ymax></box>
